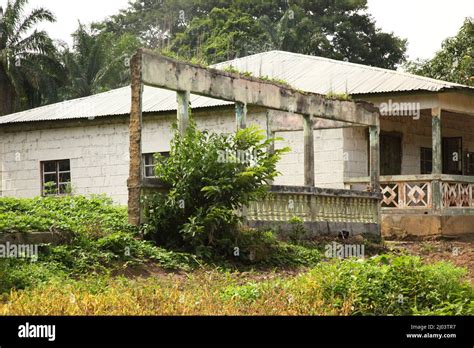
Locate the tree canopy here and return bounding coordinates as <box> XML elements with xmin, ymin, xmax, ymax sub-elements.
<box><xmin>0</xmin><ymin>0</ymin><xmax>64</xmax><ymax>115</ymax></box>
<box><xmin>98</xmin><ymin>0</ymin><xmax>408</xmax><ymax>68</ymax></box>
<box><xmin>405</xmin><ymin>17</ymin><xmax>473</xmax><ymax>86</ymax></box>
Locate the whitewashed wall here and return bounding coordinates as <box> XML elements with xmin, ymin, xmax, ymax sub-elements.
<box><xmin>2</xmin><ymin>107</ymin><xmax>348</xmax><ymax>205</ymax></box>
<box><xmin>0</xmin><ymin>119</ymin><xmax>131</xmax><ymax>204</ymax></box>
<box><xmin>343</xmin><ymin>110</ymin><xmax>474</xmax><ymax>179</ymax></box>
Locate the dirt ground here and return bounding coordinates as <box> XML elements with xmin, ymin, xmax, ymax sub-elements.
<box><xmin>386</xmin><ymin>234</ymin><xmax>474</xmax><ymax>283</ymax></box>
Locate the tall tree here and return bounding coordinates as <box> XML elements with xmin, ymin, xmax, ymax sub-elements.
<box><xmin>97</xmin><ymin>0</ymin><xmax>407</xmax><ymax>68</ymax></box>
<box><xmin>405</xmin><ymin>18</ymin><xmax>473</xmax><ymax>86</ymax></box>
<box><xmin>0</xmin><ymin>0</ymin><xmax>63</xmax><ymax>115</ymax></box>
<box><xmin>61</xmin><ymin>23</ymin><xmax>141</xmax><ymax>99</ymax></box>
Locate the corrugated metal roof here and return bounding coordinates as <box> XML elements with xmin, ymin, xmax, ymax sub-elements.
<box><xmin>0</xmin><ymin>85</ymin><xmax>231</xmax><ymax>125</ymax></box>
<box><xmin>1</xmin><ymin>50</ymin><xmax>472</xmax><ymax>125</ymax></box>
<box><xmin>214</xmin><ymin>51</ymin><xmax>471</xmax><ymax>95</ymax></box>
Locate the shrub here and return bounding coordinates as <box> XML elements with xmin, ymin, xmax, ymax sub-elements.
<box><xmin>0</xmin><ymin>258</ymin><xmax>66</xmax><ymax>295</ymax></box>
<box><xmin>0</xmin><ymin>195</ymin><xmax>134</xmax><ymax>236</ymax></box>
<box><xmin>42</xmin><ymin>231</ymin><xmax>199</xmax><ymax>275</ymax></box>
<box><xmin>295</xmin><ymin>255</ymin><xmax>474</xmax><ymax>315</ymax></box>
<box><xmin>144</xmin><ymin>121</ymin><xmax>289</xmax><ymax>255</ymax></box>
<box><xmin>2</xmin><ymin>256</ymin><xmax>469</xmax><ymax>316</ymax></box>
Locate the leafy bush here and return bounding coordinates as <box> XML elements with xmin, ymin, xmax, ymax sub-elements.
<box><xmin>0</xmin><ymin>258</ymin><xmax>66</xmax><ymax>295</ymax></box>
<box><xmin>295</xmin><ymin>255</ymin><xmax>474</xmax><ymax>315</ymax></box>
<box><xmin>0</xmin><ymin>195</ymin><xmax>134</xmax><ymax>236</ymax></box>
<box><xmin>211</xmin><ymin>228</ymin><xmax>321</xmax><ymax>267</ymax></box>
<box><xmin>42</xmin><ymin>231</ymin><xmax>199</xmax><ymax>275</ymax></box>
<box><xmin>2</xmin><ymin>255</ymin><xmax>470</xmax><ymax>316</ymax></box>
<box><xmin>144</xmin><ymin>121</ymin><xmax>288</xmax><ymax>255</ymax></box>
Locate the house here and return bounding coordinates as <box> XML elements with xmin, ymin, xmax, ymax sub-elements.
<box><xmin>1</xmin><ymin>50</ymin><xmax>473</xmax><ymax>237</ymax></box>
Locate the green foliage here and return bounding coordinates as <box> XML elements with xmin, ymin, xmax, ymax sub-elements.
<box><xmin>0</xmin><ymin>195</ymin><xmax>133</xmax><ymax>235</ymax></box>
<box><xmin>42</xmin><ymin>231</ymin><xmax>198</xmax><ymax>275</ymax></box>
<box><xmin>326</xmin><ymin>91</ymin><xmax>352</xmax><ymax>101</ymax></box>
<box><xmin>60</xmin><ymin>23</ymin><xmax>141</xmax><ymax>98</ymax></box>
<box><xmin>217</xmin><ymin>255</ymin><xmax>473</xmax><ymax>315</ymax></box>
<box><xmin>222</xmin><ymin>65</ymin><xmax>253</xmax><ymax>77</ymax></box>
<box><xmin>144</xmin><ymin>121</ymin><xmax>289</xmax><ymax>255</ymax></box>
<box><xmin>104</xmin><ymin>0</ymin><xmax>407</xmax><ymax>68</ymax></box>
<box><xmin>0</xmin><ymin>0</ymin><xmax>64</xmax><ymax>114</ymax></box>
<box><xmin>171</xmin><ymin>7</ymin><xmax>270</xmax><ymax>64</ymax></box>
<box><xmin>259</xmin><ymin>75</ymin><xmax>292</xmax><ymax>88</ymax></box>
<box><xmin>404</xmin><ymin>18</ymin><xmax>473</xmax><ymax>86</ymax></box>
<box><xmin>0</xmin><ymin>258</ymin><xmax>65</xmax><ymax>294</ymax></box>
<box><xmin>287</xmin><ymin>216</ymin><xmax>307</xmax><ymax>243</ymax></box>
<box><xmin>298</xmin><ymin>255</ymin><xmax>474</xmax><ymax>315</ymax></box>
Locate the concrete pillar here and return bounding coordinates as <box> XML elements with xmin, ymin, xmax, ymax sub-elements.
<box><xmin>369</xmin><ymin>125</ymin><xmax>380</xmax><ymax>192</ymax></box>
<box><xmin>432</xmin><ymin>107</ymin><xmax>442</xmax><ymax>175</ymax></box>
<box><xmin>432</xmin><ymin>107</ymin><xmax>442</xmax><ymax>211</ymax></box>
<box><xmin>177</xmin><ymin>91</ymin><xmax>190</xmax><ymax>136</ymax></box>
<box><xmin>128</xmin><ymin>53</ymin><xmax>143</xmax><ymax>226</ymax></box>
<box><xmin>235</xmin><ymin>102</ymin><xmax>247</xmax><ymax>130</ymax></box>
<box><xmin>303</xmin><ymin>115</ymin><xmax>315</xmax><ymax>186</ymax></box>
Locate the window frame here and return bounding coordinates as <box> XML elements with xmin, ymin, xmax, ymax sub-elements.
<box><xmin>420</xmin><ymin>147</ymin><xmax>433</xmax><ymax>175</ymax></box>
<box><xmin>143</xmin><ymin>152</ymin><xmax>170</xmax><ymax>179</ymax></box>
<box><xmin>40</xmin><ymin>159</ymin><xmax>71</xmax><ymax>196</ymax></box>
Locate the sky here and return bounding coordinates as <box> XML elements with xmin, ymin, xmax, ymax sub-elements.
<box><xmin>1</xmin><ymin>0</ymin><xmax>473</xmax><ymax>61</ymax></box>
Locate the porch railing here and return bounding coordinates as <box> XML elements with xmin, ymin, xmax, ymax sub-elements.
<box><xmin>345</xmin><ymin>175</ymin><xmax>474</xmax><ymax>210</ymax></box>
<box><xmin>245</xmin><ymin>185</ymin><xmax>380</xmax><ymax>224</ymax></box>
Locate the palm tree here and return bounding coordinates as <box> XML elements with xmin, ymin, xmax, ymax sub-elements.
<box><xmin>0</xmin><ymin>0</ymin><xmax>63</xmax><ymax>115</ymax></box>
<box><xmin>61</xmin><ymin>23</ymin><xmax>137</xmax><ymax>99</ymax></box>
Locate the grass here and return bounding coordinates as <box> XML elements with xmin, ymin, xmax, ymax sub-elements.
<box><xmin>0</xmin><ymin>195</ymin><xmax>133</xmax><ymax>235</ymax></box>
<box><xmin>0</xmin><ymin>196</ymin><xmax>472</xmax><ymax>316</ymax></box>
<box><xmin>1</xmin><ymin>255</ymin><xmax>471</xmax><ymax>316</ymax></box>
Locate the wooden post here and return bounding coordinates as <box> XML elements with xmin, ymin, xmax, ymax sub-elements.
<box><xmin>303</xmin><ymin>115</ymin><xmax>315</xmax><ymax>186</ymax></box>
<box><xmin>128</xmin><ymin>52</ymin><xmax>143</xmax><ymax>225</ymax></box>
<box><xmin>177</xmin><ymin>91</ymin><xmax>190</xmax><ymax>136</ymax></box>
<box><xmin>235</xmin><ymin>102</ymin><xmax>247</xmax><ymax>130</ymax></box>
<box><xmin>369</xmin><ymin>125</ymin><xmax>380</xmax><ymax>192</ymax></box>
<box><xmin>432</xmin><ymin>107</ymin><xmax>442</xmax><ymax>211</ymax></box>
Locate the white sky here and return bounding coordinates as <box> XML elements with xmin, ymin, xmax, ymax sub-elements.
<box><xmin>367</xmin><ymin>0</ymin><xmax>474</xmax><ymax>60</ymax></box>
<box><xmin>1</xmin><ymin>0</ymin><xmax>473</xmax><ymax>61</ymax></box>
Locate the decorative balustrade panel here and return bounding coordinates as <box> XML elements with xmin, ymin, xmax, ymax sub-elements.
<box><xmin>247</xmin><ymin>193</ymin><xmax>311</xmax><ymax>222</ymax></box>
<box><xmin>380</xmin><ymin>181</ymin><xmax>431</xmax><ymax>209</ymax></box>
<box><xmin>442</xmin><ymin>182</ymin><xmax>473</xmax><ymax>208</ymax></box>
<box><xmin>246</xmin><ymin>192</ymin><xmax>379</xmax><ymax>224</ymax></box>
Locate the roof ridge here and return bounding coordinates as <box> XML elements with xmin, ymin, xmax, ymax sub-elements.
<box><xmin>250</xmin><ymin>50</ymin><xmax>468</xmax><ymax>89</ymax></box>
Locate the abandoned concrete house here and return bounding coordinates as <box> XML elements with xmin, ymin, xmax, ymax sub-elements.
<box><xmin>1</xmin><ymin>50</ymin><xmax>473</xmax><ymax>237</ymax></box>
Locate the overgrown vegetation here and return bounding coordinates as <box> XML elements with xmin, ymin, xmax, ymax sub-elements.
<box><xmin>144</xmin><ymin>121</ymin><xmax>289</xmax><ymax>258</ymax></box>
<box><xmin>1</xmin><ymin>255</ymin><xmax>471</xmax><ymax>315</ymax></box>
<box><xmin>325</xmin><ymin>91</ymin><xmax>353</xmax><ymax>101</ymax></box>
<box><xmin>0</xmin><ymin>195</ymin><xmax>472</xmax><ymax>315</ymax></box>
<box><xmin>0</xmin><ymin>195</ymin><xmax>132</xmax><ymax>234</ymax></box>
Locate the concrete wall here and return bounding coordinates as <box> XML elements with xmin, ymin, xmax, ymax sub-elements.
<box><xmin>343</xmin><ymin>110</ymin><xmax>474</xmax><ymax>178</ymax></box>
<box><xmin>0</xmin><ymin>118</ymin><xmax>131</xmax><ymax>204</ymax></box>
<box><xmin>1</xmin><ymin>107</ymin><xmax>347</xmax><ymax>204</ymax></box>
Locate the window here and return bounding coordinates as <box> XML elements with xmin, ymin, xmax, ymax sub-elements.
<box><xmin>442</xmin><ymin>137</ymin><xmax>462</xmax><ymax>175</ymax></box>
<box><xmin>464</xmin><ymin>152</ymin><xmax>474</xmax><ymax>175</ymax></box>
<box><xmin>143</xmin><ymin>152</ymin><xmax>169</xmax><ymax>178</ymax></box>
<box><xmin>420</xmin><ymin>147</ymin><xmax>432</xmax><ymax>174</ymax></box>
<box><xmin>41</xmin><ymin>160</ymin><xmax>71</xmax><ymax>195</ymax></box>
<box><xmin>380</xmin><ymin>132</ymin><xmax>402</xmax><ymax>176</ymax></box>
